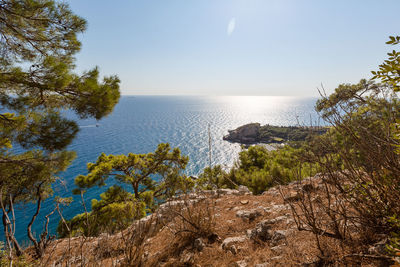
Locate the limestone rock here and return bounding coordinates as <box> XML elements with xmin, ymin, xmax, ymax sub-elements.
<box><xmin>270</xmin><ymin>245</ymin><xmax>285</xmax><ymax>253</ymax></box>
<box><xmin>238</xmin><ymin>185</ymin><xmax>252</xmax><ymax>195</ymax></box>
<box><xmin>235</xmin><ymin>260</ymin><xmax>248</xmax><ymax>267</ymax></box>
<box><xmin>181</xmin><ymin>251</ymin><xmax>194</xmax><ymax>264</ymax></box>
<box><xmin>247</xmin><ymin>220</ymin><xmax>273</xmax><ymax>241</ymax></box>
<box><xmin>264</xmin><ymin>215</ymin><xmax>287</xmax><ymax>225</ymax></box>
<box><xmin>230</xmin><ymin>245</ymin><xmax>238</xmax><ymax>254</ymax></box>
<box><xmin>221</xmin><ymin>236</ymin><xmax>247</xmax><ymax>252</ymax></box>
<box><xmin>194</xmin><ymin>238</ymin><xmax>204</xmax><ymax>251</ymax></box>
<box><xmin>270</xmin><ymin>204</ymin><xmax>290</xmax><ymax>212</ymax></box>
<box><xmin>236</xmin><ymin>209</ymin><xmax>261</xmax><ymax>221</ymax></box>
<box><xmin>271</xmin><ymin>230</ymin><xmax>288</xmax><ymax>246</ymax></box>
<box><xmin>263</xmin><ymin>187</ymin><xmax>279</xmax><ymax>196</ymax></box>
<box><xmin>301</xmin><ymin>260</ymin><xmax>322</xmax><ymax>267</ymax></box>
<box><xmin>217</xmin><ymin>188</ymin><xmax>239</xmax><ymax>195</ymax></box>
<box><xmin>283</xmin><ymin>191</ymin><xmax>302</xmax><ymax>202</ymax></box>
<box><xmin>240</xmin><ymin>199</ymin><xmax>249</xmax><ymax>205</ymax></box>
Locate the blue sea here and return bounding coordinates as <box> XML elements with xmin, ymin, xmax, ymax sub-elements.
<box><xmin>5</xmin><ymin>95</ymin><xmax>321</xmax><ymax>243</ymax></box>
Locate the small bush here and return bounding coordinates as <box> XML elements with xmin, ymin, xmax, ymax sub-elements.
<box><xmin>165</xmin><ymin>192</ymin><xmax>217</xmax><ymax>250</ymax></box>
<box><xmin>286</xmin><ymin>79</ymin><xmax>400</xmax><ymax>265</ymax></box>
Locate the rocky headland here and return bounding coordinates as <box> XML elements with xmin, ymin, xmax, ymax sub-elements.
<box><xmin>223</xmin><ymin>123</ymin><xmax>328</xmax><ymax>144</ymax></box>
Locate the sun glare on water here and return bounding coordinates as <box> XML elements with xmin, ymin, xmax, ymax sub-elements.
<box><xmin>223</xmin><ymin>96</ymin><xmax>295</xmax><ymax>113</ymax></box>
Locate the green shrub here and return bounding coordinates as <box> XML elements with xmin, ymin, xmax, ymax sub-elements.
<box><xmin>197</xmin><ymin>144</ymin><xmax>320</xmax><ymax>194</ymax></box>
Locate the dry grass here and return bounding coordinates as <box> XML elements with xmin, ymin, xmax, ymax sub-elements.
<box><xmin>24</xmin><ymin>179</ymin><xmax>399</xmax><ymax>266</ymax></box>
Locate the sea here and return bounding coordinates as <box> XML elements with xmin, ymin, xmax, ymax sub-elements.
<box><xmin>3</xmin><ymin>95</ymin><xmax>322</xmax><ymax>243</ymax></box>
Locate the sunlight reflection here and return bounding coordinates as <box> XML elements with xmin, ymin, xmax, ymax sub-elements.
<box><xmin>224</xmin><ymin>96</ymin><xmax>296</xmax><ymax>113</ymax></box>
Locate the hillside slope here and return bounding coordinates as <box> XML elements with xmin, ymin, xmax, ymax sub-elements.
<box><xmin>38</xmin><ymin>176</ymin><xmax>399</xmax><ymax>267</ymax></box>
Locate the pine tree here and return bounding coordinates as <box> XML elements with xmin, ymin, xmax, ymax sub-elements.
<box><xmin>0</xmin><ymin>0</ymin><xmax>120</xmax><ymax>258</ymax></box>
<box><xmin>58</xmin><ymin>143</ymin><xmax>191</xmax><ymax>237</ymax></box>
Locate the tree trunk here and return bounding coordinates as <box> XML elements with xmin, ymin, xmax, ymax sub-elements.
<box><xmin>11</xmin><ymin>235</ymin><xmax>22</xmax><ymax>257</ymax></box>
<box><xmin>27</xmin><ymin>191</ymin><xmax>41</xmax><ymax>257</ymax></box>
<box><xmin>133</xmin><ymin>183</ymin><xmax>139</xmax><ymax>198</ymax></box>
<box><xmin>2</xmin><ymin>208</ymin><xmax>23</xmax><ymax>257</ymax></box>
<box><xmin>2</xmin><ymin>212</ymin><xmax>12</xmax><ymax>255</ymax></box>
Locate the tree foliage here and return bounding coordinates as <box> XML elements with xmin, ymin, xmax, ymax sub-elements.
<box><xmin>231</xmin><ymin>145</ymin><xmax>320</xmax><ymax>194</ymax></box>
<box><xmin>59</xmin><ymin>143</ymin><xmax>191</xmax><ymax>237</ymax></box>
<box><xmin>0</xmin><ymin>0</ymin><xmax>120</xmax><ymax>152</ymax></box>
<box><xmin>372</xmin><ymin>36</ymin><xmax>400</xmax><ymax>92</ymax></box>
<box><xmin>197</xmin><ymin>144</ymin><xmax>320</xmax><ymax>195</ymax></box>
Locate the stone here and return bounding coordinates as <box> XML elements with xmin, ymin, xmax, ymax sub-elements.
<box><xmin>284</xmin><ymin>191</ymin><xmax>302</xmax><ymax>202</ymax></box>
<box><xmin>230</xmin><ymin>245</ymin><xmax>238</xmax><ymax>254</ymax></box>
<box><xmin>301</xmin><ymin>260</ymin><xmax>322</xmax><ymax>267</ymax></box>
<box><xmin>235</xmin><ymin>260</ymin><xmax>248</xmax><ymax>267</ymax></box>
<box><xmin>263</xmin><ymin>188</ymin><xmax>279</xmax><ymax>196</ymax></box>
<box><xmin>188</xmin><ymin>193</ymin><xmax>199</xmax><ymax>199</ymax></box>
<box><xmin>202</xmin><ymin>190</ymin><xmax>216</xmax><ymax>196</ymax></box>
<box><xmin>264</xmin><ymin>216</ymin><xmax>287</xmax><ymax>225</ymax></box>
<box><xmin>247</xmin><ymin>220</ymin><xmax>273</xmax><ymax>241</ymax></box>
<box><xmin>286</xmin><ymin>218</ymin><xmax>295</xmax><ymax>225</ymax></box>
<box><xmin>246</xmin><ymin>229</ymin><xmax>252</xmax><ymax>237</ymax></box>
<box><xmin>238</xmin><ymin>185</ymin><xmax>252</xmax><ymax>195</ymax></box>
<box><xmin>217</xmin><ymin>188</ymin><xmax>239</xmax><ymax>195</ymax></box>
<box><xmin>236</xmin><ymin>209</ymin><xmax>261</xmax><ymax>221</ymax></box>
<box><xmin>255</xmin><ymin>263</ymin><xmax>270</xmax><ymax>267</ymax></box>
<box><xmin>270</xmin><ymin>245</ymin><xmax>285</xmax><ymax>253</ymax></box>
<box><xmin>271</xmin><ymin>230</ymin><xmax>288</xmax><ymax>246</ymax></box>
<box><xmin>194</xmin><ymin>238</ymin><xmax>204</xmax><ymax>251</ymax></box>
<box><xmin>240</xmin><ymin>199</ymin><xmax>249</xmax><ymax>205</ymax></box>
<box><xmin>271</xmin><ymin>204</ymin><xmax>290</xmax><ymax>212</ymax></box>
<box><xmin>181</xmin><ymin>252</ymin><xmax>194</xmax><ymax>264</ymax></box>
<box><xmin>256</xmin><ymin>206</ymin><xmax>271</xmax><ymax>214</ymax></box>
<box><xmin>221</xmin><ymin>236</ymin><xmax>247</xmax><ymax>251</ymax></box>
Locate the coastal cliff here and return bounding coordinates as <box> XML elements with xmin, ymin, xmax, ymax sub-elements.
<box><xmin>223</xmin><ymin>123</ymin><xmax>261</xmax><ymax>144</ymax></box>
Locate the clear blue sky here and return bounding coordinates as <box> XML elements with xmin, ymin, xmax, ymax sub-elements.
<box><xmin>69</xmin><ymin>0</ymin><xmax>400</xmax><ymax>96</ymax></box>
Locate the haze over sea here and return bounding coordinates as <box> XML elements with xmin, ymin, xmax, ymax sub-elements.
<box><xmin>10</xmin><ymin>95</ymin><xmax>321</xmax><ymax>242</ymax></box>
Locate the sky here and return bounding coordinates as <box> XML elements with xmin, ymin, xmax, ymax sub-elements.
<box><xmin>68</xmin><ymin>0</ymin><xmax>400</xmax><ymax>96</ymax></box>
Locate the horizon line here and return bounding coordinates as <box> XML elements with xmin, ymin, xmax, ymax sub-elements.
<box><xmin>120</xmin><ymin>94</ymin><xmax>321</xmax><ymax>97</ymax></box>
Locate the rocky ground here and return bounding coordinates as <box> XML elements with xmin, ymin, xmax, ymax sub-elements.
<box><xmin>38</xmin><ymin>176</ymin><xmax>400</xmax><ymax>267</ymax></box>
